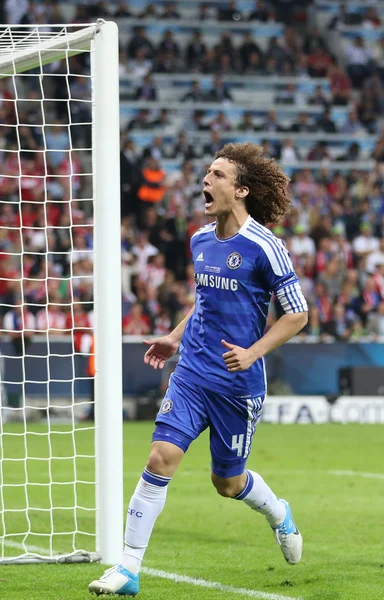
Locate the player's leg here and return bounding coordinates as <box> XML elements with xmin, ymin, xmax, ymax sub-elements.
<box><xmin>89</xmin><ymin>374</ymin><xmax>208</xmax><ymax>596</ymax></box>
<box><xmin>207</xmin><ymin>393</ymin><xmax>303</xmax><ymax>565</ymax></box>
<box><xmin>89</xmin><ymin>439</ymin><xmax>184</xmax><ymax>597</ymax></box>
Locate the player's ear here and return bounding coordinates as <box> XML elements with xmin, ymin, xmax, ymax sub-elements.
<box><xmin>236</xmin><ymin>186</ymin><xmax>249</xmax><ymax>200</ymax></box>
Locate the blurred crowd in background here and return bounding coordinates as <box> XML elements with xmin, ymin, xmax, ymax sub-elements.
<box><xmin>1</xmin><ymin>0</ymin><xmax>384</xmax><ymax>349</ymax></box>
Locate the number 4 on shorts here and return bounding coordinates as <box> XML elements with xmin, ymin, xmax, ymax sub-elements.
<box><xmin>231</xmin><ymin>434</ymin><xmax>244</xmax><ymax>457</ymax></box>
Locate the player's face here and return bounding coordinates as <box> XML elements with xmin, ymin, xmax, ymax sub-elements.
<box><xmin>203</xmin><ymin>158</ymin><xmax>247</xmax><ymax>217</ymax></box>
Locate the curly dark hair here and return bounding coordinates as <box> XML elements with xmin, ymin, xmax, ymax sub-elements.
<box><xmin>215</xmin><ymin>142</ymin><xmax>291</xmax><ymax>225</ymax></box>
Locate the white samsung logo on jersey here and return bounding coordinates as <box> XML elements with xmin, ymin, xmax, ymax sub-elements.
<box><xmin>196</xmin><ymin>252</ymin><xmax>204</xmax><ymax>261</ymax></box>
<box><xmin>195</xmin><ymin>272</ymin><xmax>238</xmax><ymax>291</ymax></box>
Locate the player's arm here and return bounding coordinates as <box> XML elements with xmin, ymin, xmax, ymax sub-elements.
<box><xmin>222</xmin><ymin>245</ymin><xmax>308</xmax><ymax>372</ymax></box>
<box><xmin>221</xmin><ymin>312</ymin><xmax>307</xmax><ymax>372</ymax></box>
<box><xmin>168</xmin><ymin>304</ymin><xmax>195</xmax><ymax>344</ymax></box>
<box><xmin>143</xmin><ymin>304</ymin><xmax>195</xmax><ymax>370</ymax></box>
<box><xmin>249</xmin><ymin>311</ymin><xmax>308</xmax><ymax>357</ymax></box>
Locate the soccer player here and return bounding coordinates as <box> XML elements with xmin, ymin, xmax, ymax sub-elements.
<box><xmin>89</xmin><ymin>143</ymin><xmax>308</xmax><ymax>596</ymax></box>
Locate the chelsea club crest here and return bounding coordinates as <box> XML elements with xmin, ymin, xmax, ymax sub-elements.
<box><xmin>226</xmin><ymin>252</ymin><xmax>242</xmax><ymax>270</ymax></box>
<box><xmin>160</xmin><ymin>399</ymin><xmax>173</xmax><ymax>414</ymax></box>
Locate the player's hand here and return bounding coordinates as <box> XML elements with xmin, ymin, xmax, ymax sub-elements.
<box><xmin>143</xmin><ymin>335</ymin><xmax>180</xmax><ymax>370</ymax></box>
<box><xmin>221</xmin><ymin>339</ymin><xmax>258</xmax><ymax>372</ymax></box>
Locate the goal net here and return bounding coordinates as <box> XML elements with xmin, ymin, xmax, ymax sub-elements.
<box><xmin>0</xmin><ymin>21</ymin><xmax>123</xmax><ymax>564</ymax></box>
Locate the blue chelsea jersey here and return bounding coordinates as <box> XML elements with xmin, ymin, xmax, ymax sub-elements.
<box><xmin>174</xmin><ymin>214</ymin><xmax>308</xmax><ymax>396</ymax></box>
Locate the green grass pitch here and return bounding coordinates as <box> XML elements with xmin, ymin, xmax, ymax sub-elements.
<box><xmin>0</xmin><ymin>422</ymin><xmax>383</xmax><ymax>600</ymax></box>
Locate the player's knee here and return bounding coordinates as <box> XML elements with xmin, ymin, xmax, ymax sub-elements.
<box><xmin>146</xmin><ymin>444</ymin><xmax>180</xmax><ymax>477</ymax></box>
<box><xmin>211</xmin><ymin>473</ymin><xmax>243</xmax><ymax>498</ymax></box>
<box><xmin>146</xmin><ymin>450</ymin><xmax>169</xmax><ymax>476</ymax></box>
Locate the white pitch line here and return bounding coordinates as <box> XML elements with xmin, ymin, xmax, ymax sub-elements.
<box><xmin>253</xmin><ymin>469</ymin><xmax>384</xmax><ymax>481</ymax></box>
<box><xmin>1</xmin><ymin>539</ymin><xmax>53</xmax><ymax>554</ymax></box>
<box><xmin>141</xmin><ymin>567</ymin><xmax>302</xmax><ymax>600</ymax></box>
<box><xmin>2</xmin><ymin>541</ymin><xmax>302</xmax><ymax>600</ymax></box>
<box><xmin>327</xmin><ymin>469</ymin><xmax>384</xmax><ymax>480</ymax></box>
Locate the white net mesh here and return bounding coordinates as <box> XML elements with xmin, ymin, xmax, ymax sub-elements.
<box><xmin>0</xmin><ymin>23</ymin><xmax>100</xmax><ymax>564</ymax></box>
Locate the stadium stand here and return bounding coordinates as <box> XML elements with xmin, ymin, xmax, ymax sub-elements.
<box><xmin>1</xmin><ymin>0</ymin><xmax>384</xmax><ymax>345</ymax></box>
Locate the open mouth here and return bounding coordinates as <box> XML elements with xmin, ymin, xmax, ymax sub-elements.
<box><xmin>203</xmin><ymin>190</ymin><xmax>214</xmax><ymax>209</ymax></box>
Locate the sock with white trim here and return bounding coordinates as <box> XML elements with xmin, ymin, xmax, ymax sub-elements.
<box><xmin>123</xmin><ymin>468</ymin><xmax>171</xmax><ymax>574</ymax></box>
<box><xmin>234</xmin><ymin>470</ymin><xmax>286</xmax><ymax>527</ymax></box>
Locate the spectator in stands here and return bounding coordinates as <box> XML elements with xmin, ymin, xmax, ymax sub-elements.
<box><xmin>45</xmin><ymin>120</ymin><xmax>70</xmax><ymax>169</ymax></box>
<box><xmin>198</xmin><ymin>3</ymin><xmax>211</xmax><ymax>20</ymax></box>
<box><xmin>155</xmin><ymin>49</ymin><xmax>179</xmax><ymax>73</ymax></box>
<box><xmin>344</xmin><ymin>36</ymin><xmax>373</xmax><ymax>89</ymax></box>
<box><xmin>181</xmin><ymin>80</ymin><xmax>206</xmax><ymax>102</ymax></box>
<box><xmin>135</xmin><ymin>74</ymin><xmax>157</xmax><ymax>101</ymax></box>
<box><xmin>239</xmin><ymin>32</ymin><xmax>263</xmax><ymax>72</ymax></box>
<box><xmin>206</xmin><ymin>76</ymin><xmax>233</xmax><ymax>103</ymax></box>
<box><xmin>186</xmin><ymin>31</ymin><xmax>207</xmax><ymax>70</ymax></box>
<box><xmin>170</xmin><ymin>132</ymin><xmax>196</xmax><ymax>160</ymax></box>
<box><xmin>114</xmin><ymin>1</ymin><xmax>132</xmax><ymax>18</ymax></box>
<box><xmin>126</xmin><ymin>109</ymin><xmax>153</xmax><ymax>131</ymax></box>
<box><xmin>257</xmin><ymin>110</ymin><xmax>283</xmax><ymax>132</ymax></box>
<box><xmin>218</xmin><ymin>1</ymin><xmax>243</xmax><ymax>21</ymax></box>
<box><xmin>314</xmin><ymin>281</ymin><xmax>334</xmax><ymax>327</ymax></box>
<box><xmin>186</xmin><ymin>109</ymin><xmax>208</xmax><ymax>132</ymax></box>
<box><xmin>158</xmin><ymin>29</ymin><xmax>180</xmax><ymax>57</ymax></box>
<box><xmin>215</xmin><ymin>31</ymin><xmax>237</xmax><ymax>63</ymax></box>
<box><xmin>128</xmin><ymin>47</ymin><xmax>153</xmax><ymax>78</ymax></box>
<box><xmin>327</xmin><ymin>3</ymin><xmax>362</xmax><ymax>30</ymax></box>
<box><xmin>318</xmin><ymin>257</ymin><xmax>345</xmax><ymax>300</ymax></box>
<box><xmin>137</xmin><ymin>158</ymin><xmax>166</xmax><ymax>224</ymax></box>
<box><xmin>362</xmin><ymin>7</ymin><xmax>381</xmax><ymax>29</ymax></box>
<box><xmin>358</xmin><ymin>96</ymin><xmax>379</xmax><ymax>134</ymax></box>
<box><xmin>120</xmin><ymin>137</ymin><xmax>142</xmax><ymax>218</ymax></box>
<box><xmin>140</xmin><ymin>253</ymin><xmax>166</xmax><ymax>290</ymax></box>
<box><xmin>327</xmin><ymin>303</ymin><xmax>354</xmax><ymax>340</ymax></box>
<box><xmin>265</xmin><ymin>37</ymin><xmax>290</xmax><ymax>70</ymax></box>
<box><xmin>303</xmin><ymin>26</ymin><xmax>327</xmax><ymax>55</ymax></box>
<box><xmin>274</xmin><ymin>83</ymin><xmax>299</xmax><ymax>105</ymax></box>
<box><xmin>328</xmin><ymin>62</ymin><xmax>351</xmax><ymax>105</ymax></box>
<box><xmin>301</xmin><ymin>305</ymin><xmax>325</xmax><ymax>338</ymax></box>
<box><xmin>123</xmin><ymin>302</ymin><xmax>151</xmax><ymax>335</ymax></box>
<box><xmin>152</xmin><ymin>108</ymin><xmax>172</xmax><ymax>129</ymax></box>
<box><xmin>217</xmin><ymin>53</ymin><xmax>236</xmax><ymax>76</ymax></box>
<box><xmin>290</xmin><ymin>112</ymin><xmax>317</xmax><ymax>133</ymax></box>
<box><xmin>307</xmin><ymin>47</ymin><xmax>333</xmax><ymax>78</ymax></box>
<box><xmin>138</xmin><ymin>3</ymin><xmax>157</xmax><ymax>18</ymax></box>
<box><xmin>339</xmin><ymin>109</ymin><xmax>365</xmax><ymax>135</ymax></box>
<box><xmin>131</xmin><ymin>231</ymin><xmax>159</xmax><ymax>271</ymax></box>
<box><xmin>280</xmin><ymin>138</ymin><xmax>299</xmax><ymax>165</ymax></box>
<box><xmin>373</xmin><ymin>260</ymin><xmax>384</xmax><ymax>299</ymax></box>
<box><xmin>248</xmin><ymin>0</ymin><xmax>270</xmax><ymax>23</ymax></box>
<box><xmin>36</xmin><ymin>293</ymin><xmax>67</xmax><ymax>336</ymax></box>
<box><xmin>353</xmin><ymin>223</ymin><xmax>380</xmax><ymax>260</ymax></box>
<box><xmin>244</xmin><ymin>51</ymin><xmax>264</xmax><ymax>74</ymax></box>
<box><xmin>160</xmin><ymin>2</ymin><xmax>181</xmax><ymax>19</ymax></box>
<box><xmin>3</xmin><ymin>304</ymin><xmax>36</xmax><ymax>355</ymax></box>
<box><xmin>339</xmin><ymin>142</ymin><xmax>360</xmax><ymax>162</ymax></box>
<box><xmin>162</xmin><ymin>205</ymin><xmax>189</xmax><ymax>279</ymax></box>
<box><xmin>372</xmin><ymin>36</ymin><xmax>384</xmax><ymax>82</ymax></box>
<box><xmin>209</xmin><ymin>111</ymin><xmax>232</xmax><ymax>132</ymax></box>
<box><xmin>367</xmin><ymin>300</ymin><xmax>384</xmax><ymax>338</ymax></box>
<box><xmin>143</xmin><ymin>136</ymin><xmax>167</xmax><ymax>161</ymax></box>
<box><xmin>355</xmin><ymin>276</ymin><xmax>380</xmax><ymax>326</ymax></box>
<box><xmin>152</xmin><ymin>306</ymin><xmax>172</xmax><ymax>336</ymax></box>
<box><xmin>366</xmin><ymin>238</ymin><xmax>384</xmax><ymax>274</ymax></box>
<box><xmin>203</xmin><ymin>131</ymin><xmax>223</xmax><ymax>156</ymax></box>
<box><xmin>308</xmin><ymin>85</ymin><xmax>330</xmax><ymax>109</ymax></box>
<box><xmin>291</xmin><ymin>224</ymin><xmax>316</xmax><ymax>258</ymax></box>
<box><xmin>317</xmin><ymin>108</ymin><xmax>337</xmax><ymax>133</ymax></box>
<box><xmin>127</xmin><ymin>27</ymin><xmax>154</xmax><ymax>59</ymax></box>
<box><xmin>237</xmin><ymin>112</ymin><xmax>256</xmax><ymax>132</ymax></box>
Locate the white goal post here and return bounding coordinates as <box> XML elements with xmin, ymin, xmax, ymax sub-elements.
<box><xmin>0</xmin><ymin>21</ymin><xmax>123</xmax><ymax>564</ymax></box>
